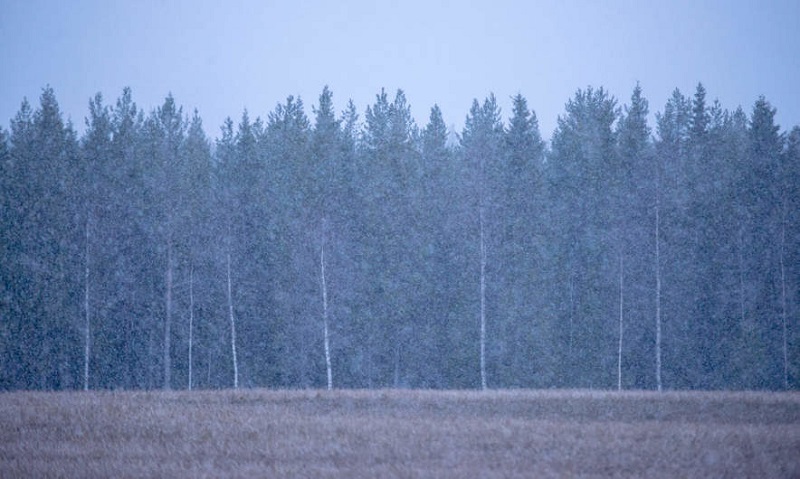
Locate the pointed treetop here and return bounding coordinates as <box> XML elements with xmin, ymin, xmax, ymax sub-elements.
<box><xmin>690</xmin><ymin>82</ymin><xmax>709</xmax><ymax>141</ymax></box>
<box><xmin>506</xmin><ymin>93</ymin><xmax>544</xmax><ymax>167</ymax></box>
<box><xmin>749</xmin><ymin>95</ymin><xmax>782</xmax><ymax>159</ymax></box>
<box><xmin>618</xmin><ymin>83</ymin><xmax>651</xmax><ymax>154</ymax></box>
<box><xmin>422</xmin><ymin>104</ymin><xmax>448</xmax><ymax>159</ymax></box>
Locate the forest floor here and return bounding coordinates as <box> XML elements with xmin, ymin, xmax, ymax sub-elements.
<box><xmin>1</xmin><ymin>388</ymin><xmax>799</xmax><ymax>478</ymax></box>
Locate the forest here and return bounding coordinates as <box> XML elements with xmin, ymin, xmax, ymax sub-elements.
<box><xmin>0</xmin><ymin>83</ymin><xmax>797</xmax><ymax>392</ymax></box>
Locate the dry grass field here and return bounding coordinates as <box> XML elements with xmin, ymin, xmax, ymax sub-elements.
<box><xmin>1</xmin><ymin>388</ymin><xmax>799</xmax><ymax>478</ymax></box>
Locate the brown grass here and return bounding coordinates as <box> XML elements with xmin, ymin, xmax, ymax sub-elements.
<box><xmin>1</xmin><ymin>388</ymin><xmax>799</xmax><ymax>478</ymax></box>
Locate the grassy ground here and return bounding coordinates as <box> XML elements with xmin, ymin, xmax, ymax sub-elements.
<box><xmin>1</xmin><ymin>388</ymin><xmax>799</xmax><ymax>478</ymax></box>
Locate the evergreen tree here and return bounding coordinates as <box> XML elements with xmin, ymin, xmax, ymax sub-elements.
<box><xmin>614</xmin><ymin>83</ymin><xmax>653</xmax><ymax>389</ymax></box>
<box><xmin>79</xmin><ymin>93</ymin><xmax>114</xmax><ymax>390</ymax></box>
<box><xmin>461</xmin><ymin>94</ymin><xmax>505</xmax><ymax>389</ymax></box>
<box><xmin>180</xmin><ymin>110</ymin><xmax>215</xmax><ymax>390</ymax></box>
<box><xmin>497</xmin><ymin>93</ymin><xmax>546</xmax><ymax>387</ymax></box>
<box><xmin>654</xmin><ymin>88</ymin><xmax>692</xmax><ymax>389</ymax></box>
<box><xmin>142</xmin><ymin>94</ymin><xmax>187</xmax><ymax>390</ymax></box>
<box><xmin>781</xmin><ymin>126</ymin><xmax>800</xmax><ymax>388</ymax></box>
<box><xmin>106</xmin><ymin>88</ymin><xmax>151</xmax><ymax>389</ymax></box>
<box><xmin>357</xmin><ymin>89</ymin><xmax>422</xmax><ymax>387</ymax></box>
<box><xmin>263</xmin><ymin>96</ymin><xmax>313</xmax><ymax>387</ymax></box>
<box><xmin>548</xmin><ymin>86</ymin><xmax>618</xmax><ymax>388</ymax></box>
<box><xmin>741</xmin><ymin>97</ymin><xmax>784</xmax><ymax>389</ymax></box>
<box><xmin>0</xmin><ymin>125</ymin><xmax>12</xmax><ymax>388</ymax></box>
<box><xmin>3</xmin><ymin>88</ymin><xmax>83</xmax><ymax>389</ymax></box>
<box><xmin>418</xmin><ymin>104</ymin><xmax>456</xmax><ymax>388</ymax></box>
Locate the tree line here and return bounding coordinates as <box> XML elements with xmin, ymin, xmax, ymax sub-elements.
<box><xmin>0</xmin><ymin>83</ymin><xmax>797</xmax><ymax>391</ymax></box>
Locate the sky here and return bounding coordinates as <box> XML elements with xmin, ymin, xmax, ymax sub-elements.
<box><xmin>1</xmin><ymin>0</ymin><xmax>799</xmax><ymax>142</ymax></box>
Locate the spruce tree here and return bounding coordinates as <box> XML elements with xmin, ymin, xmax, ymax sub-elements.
<box><xmin>615</xmin><ymin>83</ymin><xmax>652</xmax><ymax>389</ymax></box>
<box><xmin>548</xmin><ymin>87</ymin><xmax>618</xmax><ymax>388</ymax></box>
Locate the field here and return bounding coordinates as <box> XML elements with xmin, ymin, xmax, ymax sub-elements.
<box><xmin>1</xmin><ymin>389</ymin><xmax>799</xmax><ymax>478</ymax></box>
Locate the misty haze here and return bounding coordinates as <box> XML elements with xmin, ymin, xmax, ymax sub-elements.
<box><xmin>1</xmin><ymin>0</ymin><xmax>799</xmax><ymax>476</ymax></box>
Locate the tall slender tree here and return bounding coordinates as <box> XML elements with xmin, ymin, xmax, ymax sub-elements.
<box><xmin>615</xmin><ymin>83</ymin><xmax>652</xmax><ymax>389</ymax></box>
<box><xmin>462</xmin><ymin>95</ymin><xmax>504</xmax><ymax>390</ymax></box>
<box><xmin>80</xmin><ymin>93</ymin><xmax>114</xmax><ymax>390</ymax></box>
<box><xmin>744</xmin><ymin>97</ymin><xmax>784</xmax><ymax>388</ymax></box>
<box><xmin>548</xmin><ymin>87</ymin><xmax>618</xmax><ymax>388</ymax></box>
<box><xmin>497</xmin><ymin>93</ymin><xmax>545</xmax><ymax>387</ymax></box>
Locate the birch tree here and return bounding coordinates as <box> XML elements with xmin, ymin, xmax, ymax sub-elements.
<box><xmin>80</xmin><ymin>93</ymin><xmax>113</xmax><ymax>390</ymax></box>
<box><xmin>188</xmin><ymin>265</ymin><xmax>194</xmax><ymax>390</ymax></box>
<box><xmin>182</xmin><ymin>111</ymin><xmax>213</xmax><ymax>390</ymax></box>
<box><xmin>617</xmin><ymin>253</ymin><xmax>624</xmax><ymax>391</ymax></box>
<box><xmin>227</xmin><ymin>252</ymin><xmax>239</xmax><ymax>389</ymax></box>
<box><xmin>320</xmin><ymin>222</ymin><xmax>332</xmax><ymax>390</ymax></box>
<box><xmin>215</xmin><ymin>117</ymin><xmax>241</xmax><ymax>389</ymax></box>
<box><xmin>461</xmin><ymin>96</ymin><xmax>504</xmax><ymax>390</ymax></box>
<box><xmin>311</xmin><ymin>87</ymin><xmax>340</xmax><ymax>390</ymax></box>
<box><xmin>148</xmin><ymin>95</ymin><xmax>186</xmax><ymax>390</ymax></box>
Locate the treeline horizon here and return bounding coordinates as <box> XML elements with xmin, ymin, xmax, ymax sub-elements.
<box><xmin>0</xmin><ymin>82</ymin><xmax>797</xmax><ymax>392</ymax></box>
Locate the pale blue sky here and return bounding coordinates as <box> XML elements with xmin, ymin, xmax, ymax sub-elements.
<box><xmin>2</xmin><ymin>0</ymin><xmax>798</xmax><ymax>140</ymax></box>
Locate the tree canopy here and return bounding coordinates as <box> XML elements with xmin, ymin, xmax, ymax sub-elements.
<box><xmin>1</xmin><ymin>84</ymin><xmax>797</xmax><ymax>391</ymax></box>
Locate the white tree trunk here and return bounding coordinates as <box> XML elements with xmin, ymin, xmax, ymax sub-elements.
<box><xmin>780</xmin><ymin>203</ymin><xmax>788</xmax><ymax>390</ymax></box>
<box><xmin>738</xmin><ymin>226</ymin><xmax>746</xmax><ymax>327</ymax></box>
<box><xmin>226</xmin><ymin>252</ymin><xmax>239</xmax><ymax>389</ymax></box>
<box><xmin>617</xmin><ymin>251</ymin><xmax>624</xmax><ymax>391</ymax></box>
<box><xmin>188</xmin><ymin>265</ymin><xmax>194</xmax><ymax>391</ymax></box>
<box><xmin>655</xmin><ymin>176</ymin><xmax>662</xmax><ymax>392</ymax></box>
<box><xmin>479</xmin><ymin>202</ymin><xmax>487</xmax><ymax>391</ymax></box>
<box><xmin>83</xmin><ymin>218</ymin><xmax>91</xmax><ymax>392</ymax></box>
<box><xmin>568</xmin><ymin>276</ymin><xmax>575</xmax><ymax>360</ymax></box>
<box><xmin>164</xmin><ymin>241</ymin><xmax>173</xmax><ymax>390</ymax></box>
<box><xmin>320</xmin><ymin>222</ymin><xmax>332</xmax><ymax>390</ymax></box>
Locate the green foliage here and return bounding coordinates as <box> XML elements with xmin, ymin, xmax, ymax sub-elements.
<box><xmin>1</xmin><ymin>84</ymin><xmax>797</xmax><ymax>391</ymax></box>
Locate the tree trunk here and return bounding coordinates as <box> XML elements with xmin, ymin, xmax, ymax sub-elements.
<box><xmin>394</xmin><ymin>343</ymin><xmax>401</xmax><ymax>388</ymax></box>
<box><xmin>655</xmin><ymin>172</ymin><xmax>662</xmax><ymax>392</ymax></box>
<box><xmin>617</xmin><ymin>251</ymin><xmax>624</xmax><ymax>391</ymax></box>
<box><xmin>83</xmin><ymin>217</ymin><xmax>91</xmax><ymax>392</ymax></box>
<box><xmin>479</xmin><ymin>202</ymin><xmax>487</xmax><ymax>391</ymax></box>
<box><xmin>320</xmin><ymin>221</ymin><xmax>332</xmax><ymax>390</ymax></box>
<box><xmin>226</xmin><ymin>252</ymin><xmax>239</xmax><ymax>389</ymax></box>
<box><xmin>568</xmin><ymin>275</ymin><xmax>575</xmax><ymax>364</ymax></box>
<box><xmin>780</xmin><ymin>202</ymin><xmax>788</xmax><ymax>390</ymax></box>
<box><xmin>164</xmin><ymin>240</ymin><xmax>173</xmax><ymax>390</ymax></box>
<box><xmin>188</xmin><ymin>265</ymin><xmax>194</xmax><ymax>391</ymax></box>
<box><xmin>738</xmin><ymin>225</ymin><xmax>746</xmax><ymax>328</ymax></box>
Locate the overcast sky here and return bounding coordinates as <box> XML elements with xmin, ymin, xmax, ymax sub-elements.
<box><xmin>2</xmin><ymin>0</ymin><xmax>798</xmax><ymax>141</ymax></box>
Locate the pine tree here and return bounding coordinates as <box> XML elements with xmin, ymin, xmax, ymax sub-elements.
<box><xmin>615</xmin><ymin>83</ymin><xmax>652</xmax><ymax>389</ymax></box>
<box><xmin>80</xmin><ymin>93</ymin><xmax>114</xmax><ymax>390</ymax></box>
<box><xmin>181</xmin><ymin>110</ymin><xmax>213</xmax><ymax>390</ymax></box>
<box><xmin>654</xmin><ymin>88</ymin><xmax>691</xmax><ymax>390</ymax></box>
<box><xmin>742</xmin><ymin>97</ymin><xmax>784</xmax><ymax>388</ymax></box>
<box><xmin>107</xmin><ymin>88</ymin><xmax>149</xmax><ymax>389</ymax></box>
<box><xmin>3</xmin><ymin>88</ymin><xmax>83</xmax><ymax>389</ymax></box>
<box><xmin>462</xmin><ymin>95</ymin><xmax>505</xmax><ymax>389</ymax></box>
<box><xmin>264</xmin><ymin>96</ymin><xmax>312</xmax><ymax>386</ymax></box>
<box><xmin>499</xmin><ymin>93</ymin><xmax>545</xmax><ymax>387</ymax></box>
<box><xmin>419</xmin><ymin>104</ymin><xmax>458</xmax><ymax>388</ymax></box>
<box><xmin>143</xmin><ymin>94</ymin><xmax>186</xmax><ymax>390</ymax></box>
<box><xmin>781</xmin><ymin>126</ymin><xmax>800</xmax><ymax>389</ymax></box>
<box><xmin>0</xmin><ymin>126</ymin><xmax>12</xmax><ymax>388</ymax></box>
<box><xmin>548</xmin><ymin>87</ymin><xmax>618</xmax><ymax>388</ymax></box>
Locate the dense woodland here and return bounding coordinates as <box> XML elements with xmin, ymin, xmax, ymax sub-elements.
<box><xmin>0</xmin><ymin>83</ymin><xmax>797</xmax><ymax>391</ymax></box>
